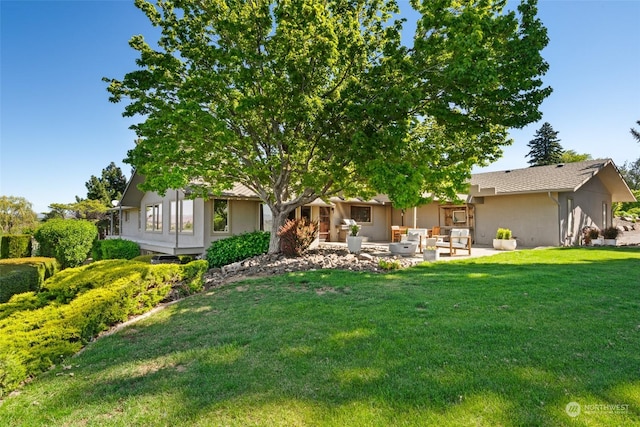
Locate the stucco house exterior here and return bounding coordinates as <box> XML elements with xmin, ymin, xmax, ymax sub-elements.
<box><xmin>469</xmin><ymin>159</ymin><xmax>636</xmax><ymax>247</ymax></box>
<box><xmin>111</xmin><ymin>159</ymin><xmax>634</xmax><ymax>255</ymax></box>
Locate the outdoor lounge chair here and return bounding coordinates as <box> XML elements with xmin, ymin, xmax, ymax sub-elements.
<box><xmin>435</xmin><ymin>228</ymin><xmax>471</xmax><ymax>255</ymax></box>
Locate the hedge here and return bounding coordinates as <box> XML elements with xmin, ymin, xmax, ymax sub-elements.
<box><xmin>0</xmin><ymin>258</ymin><xmax>59</xmax><ymax>304</ymax></box>
<box><xmin>91</xmin><ymin>239</ymin><xmax>140</xmax><ymax>261</ymax></box>
<box><xmin>206</xmin><ymin>231</ymin><xmax>270</xmax><ymax>268</ymax></box>
<box><xmin>0</xmin><ymin>235</ymin><xmax>32</xmax><ymax>259</ymax></box>
<box><xmin>0</xmin><ymin>259</ymin><xmax>208</xmax><ymax>397</ymax></box>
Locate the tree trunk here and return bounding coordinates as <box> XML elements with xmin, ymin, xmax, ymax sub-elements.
<box><xmin>268</xmin><ymin>209</ymin><xmax>290</xmax><ymax>254</ymax></box>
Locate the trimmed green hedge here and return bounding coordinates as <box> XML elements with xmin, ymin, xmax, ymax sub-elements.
<box><xmin>0</xmin><ymin>235</ymin><xmax>32</xmax><ymax>259</ymax></box>
<box><xmin>0</xmin><ymin>258</ymin><xmax>59</xmax><ymax>304</ymax></box>
<box><xmin>0</xmin><ymin>259</ymin><xmax>208</xmax><ymax>397</ymax></box>
<box><xmin>206</xmin><ymin>231</ymin><xmax>270</xmax><ymax>268</ymax></box>
<box><xmin>91</xmin><ymin>239</ymin><xmax>140</xmax><ymax>261</ymax></box>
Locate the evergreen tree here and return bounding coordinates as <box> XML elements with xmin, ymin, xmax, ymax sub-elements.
<box><xmin>84</xmin><ymin>162</ymin><xmax>127</xmax><ymax>204</ymax></box>
<box><xmin>526</xmin><ymin>122</ymin><xmax>564</xmax><ymax>166</ymax></box>
<box><xmin>631</xmin><ymin>120</ymin><xmax>640</xmax><ymax>143</ymax></box>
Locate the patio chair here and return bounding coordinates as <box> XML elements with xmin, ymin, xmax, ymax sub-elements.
<box><xmin>391</xmin><ymin>225</ymin><xmax>402</xmax><ymax>242</ymax></box>
<box><xmin>435</xmin><ymin>228</ymin><xmax>471</xmax><ymax>255</ymax></box>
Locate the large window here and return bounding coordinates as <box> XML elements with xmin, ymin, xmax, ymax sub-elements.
<box><xmin>171</xmin><ymin>199</ymin><xmax>194</xmax><ymax>233</ymax></box>
<box><xmin>213</xmin><ymin>199</ymin><xmax>229</xmax><ymax>232</ymax></box>
<box><xmin>145</xmin><ymin>203</ymin><xmax>162</xmax><ymax>232</ymax></box>
<box><xmin>567</xmin><ymin>198</ymin><xmax>574</xmax><ymax>234</ymax></box>
<box><xmin>350</xmin><ymin>206</ymin><xmax>371</xmax><ymax>223</ymax></box>
<box><xmin>260</xmin><ymin>203</ymin><xmax>273</xmax><ymax>232</ymax></box>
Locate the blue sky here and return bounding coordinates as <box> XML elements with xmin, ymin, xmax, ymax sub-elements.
<box><xmin>1</xmin><ymin>0</ymin><xmax>639</xmax><ymax>214</ymax></box>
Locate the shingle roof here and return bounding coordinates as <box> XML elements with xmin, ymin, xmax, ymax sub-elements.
<box><xmin>469</xmin><ymin>159</ymin><xmax>635</xmax><ymax>202</ymax></box>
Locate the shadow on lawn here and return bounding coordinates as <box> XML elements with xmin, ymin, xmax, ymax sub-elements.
<box><xmin>4</xmin><ymin>247</ymin><xmax>640</xmax><ymax>426</ymax></box>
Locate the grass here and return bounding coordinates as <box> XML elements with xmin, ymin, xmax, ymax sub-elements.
<box><xmin>1</xmin><ymin>247</ymin><xmax>639</xmax><ymax>426</ymax></box>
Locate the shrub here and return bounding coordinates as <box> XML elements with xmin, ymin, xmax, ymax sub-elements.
<box><xmin>378</xmin><ymin>259</ymin><xmax>402</xmax><ymax>270</ymax></box>
<box><xmin>496</xmin><ymin>228</ymin><xmax>512</xmax><ymax>239</ymax></box>
<box><xmin>603</xmin><ymin>226</ymin><xmax>620</xmax><ymax>239</ymax></box>
<box><xmin>0</xmin><ymin>235</ymin><xmax>32</xmax><ymax>259</ymax></box>
<box><xmin>92</xmin><ymin>239</ymin><xmax>140</xmax><ymax>261</ymax></box>
<box><xmin>34</xmin><ymin>219</ymin><xmax>98</xmax><ymax>269</ymax></box>
<box><xmin>0</xmin><ymin>264</ymin><xmax>37</xmax><ymax>304</ymax></box>
<box><xmin>206</xmin><ymin>231</ymin><xmax>270</xmax><ymax>268</ymax></box>
<box><xmin>0</xmin><ymin>259</ymin><xmax>208</xmax><ymax>396</ymax></box>
<box><xmin>278</xmin><ymin>218</ymin><xmax>319</xmax><ymax>257</ymax></box>
<box><xmin>0</xmin><ymin>258</ymin><xmax>59</xmax><ymax>304</ymax></box>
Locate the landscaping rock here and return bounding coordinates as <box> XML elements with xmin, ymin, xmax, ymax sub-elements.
<box><xmin>203</xmin><ymin>244</ymin><xmax>420</xmax><ymax>290</ymax></box>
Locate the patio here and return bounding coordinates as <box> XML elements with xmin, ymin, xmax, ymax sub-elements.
<box><xmin>321</xmin><ymin>241</ymin><xmax>506</xmax><ymax>261</ymax></box>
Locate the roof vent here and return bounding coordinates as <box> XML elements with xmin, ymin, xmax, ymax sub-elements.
<box><xmin>557</xmin><ymin>163</ymin><xmax>565</xmax><ymax>168</ymax></box>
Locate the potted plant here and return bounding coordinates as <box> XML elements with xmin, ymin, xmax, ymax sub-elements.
<box><xmin>493</xmin><ymin>228</ymin><xmax>506</xmax><ymax>249</ymax></box>
<box><xmin>602</xmin><ymin>226</ymin><xmax>620</xmax><ymax>246</ymax></box>
<box><xmin>493</xmin><ymin>228</ymin><xmax>517</xmax><ymax>250</ymax></box>
<box><xmin>501</xmin><ymin>228</ymin><xmax>517</xmax><ymax>250</ymax></box>
<box><xmin>589</xmin><ymin>227</ymin><xmax>603</xmax><ymax>246</ymax></box>
<box><xmin>422</xmin><ymin>238</ymin><xmax>440</xmax><ymax>261</ymax></box>
<box><xmin>346</xmin><ymin>223</ymin><xmax>363</xmax><ymax>254</ymax></box>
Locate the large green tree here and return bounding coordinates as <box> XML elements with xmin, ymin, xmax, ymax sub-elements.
<box><xmin>84</xmin><ymin>162</ymin><xmax>127</xmax><ymax>205</ymax></box>
<box><xmin>0</xmin><ymin>196</ymin><xmax>39</xmax><ymax>235</ymax></box>
<box><xmin>559</xmin><ymin>150</ymin><xmax>592</xmax><ymax>163</ymax></box>
<box><xmin>106</xmin><ymin>0</ymin><xmax>551</xmax><ymax>253</ymax></box>
<box><xmin>526</xmin><ymin>122</ymin><xmax>563</xmax><ymax>166</ymax></box>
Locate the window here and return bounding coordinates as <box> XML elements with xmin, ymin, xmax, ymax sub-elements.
<box><xmin>350</xmin><ymin>206</ymin><xmax>371</xmax><ymax>223</ymax></box>
<box><xmin>602</xmin><ymin>202</ymin><xmax>608</xmax><ymax>229</ymax></box>
<box><xmin>145</xmin><ymin>203</ymin><xmax>162</xmax><ymax>232</ymax></box>
<box><xmin>452</xmin><ymin>210</ymin><xmax>467</xmax><ymax>224</ymax></box>
<box><xmin>213</xmin><ymin>199</ymin><xmax>229</xmax><ymax>232</ymax></box>
<box><xmin>171</xmin><ymin>199</ymin><xmax>194</xmax><ymax>233</ymax></box>
<box><xmin>301</xmin><ymin>206</ymin><xmax>311</xmax><ymax>220</ymax></box>
<box><xmin>260</xmin><ymin>204</ymin><xmax>273</xmax><ymax>232</ymax></box>
<box><xmin>567</xmin><ymin>198</ymin><xmax>574</xmax><ymax>233</ymax></box>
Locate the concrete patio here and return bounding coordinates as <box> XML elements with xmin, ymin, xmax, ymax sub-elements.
<box><xmin>321</xmin><ymin>241</ymin><xmax>507</xmax><ymax>261</ymax></box>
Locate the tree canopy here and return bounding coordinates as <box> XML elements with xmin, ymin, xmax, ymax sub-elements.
<box><xmin>559</xmin><ymin>150</ymin><xmax>592</xmax><ymax>164</ymax></box>
<box><xmin>0</xmin><ymin>196</ymin><xmax>39</xmax><ymax>235</ymax></box>
<box><xmin>525</xmin><ymin>122</ymin><xmax>563</xmax><ymax>166</ymax></box>
<box><xmin>106</xmin><ymin>0</ymin><xmax>551</xmax><ymax>253</ymax></box>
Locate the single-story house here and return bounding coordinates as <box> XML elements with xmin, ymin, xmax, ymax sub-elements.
<box><xmin>469</xmin><ymin>159</ymin><xmax>636</xmax><ymax>247</ymax></box>
<box><xmin>110</xmin><ymin>159</ymin><xmax>635</xmax><ymax>255</ymax></box>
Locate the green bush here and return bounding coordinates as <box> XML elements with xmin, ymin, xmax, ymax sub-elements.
<box><xmin>0</xmin><ymin>258</ymin><xmax>59</xmax><ymax>304</ymax></box>
<box><xmin>277</xmin><ymin>218</ymin><xmax>318</xmax><ymax>257</ymax></box>
<box><xmin>0</xmin><ymin>259</ymin><xmax>208</xmax><ymax>397</ymax></box>
<box><xmin>131</xmin><ymin>254</ymin><xmax>155</xmax><ymax>263</ymax></box>
<box><xmin>206</xmin><ymin>231</ymin><xmax>270</xmax><ymax>268</ymax></box>
<box><xmin>92</xmin><ymin>239</ymin><xmax>140</xmax><ymax>261</ymax></box>
<box><xmin>34</xmin><ymin>219</ymin><xmax>98</xmax><ymax>269</ymax></box>
<box><xmin>0</xmin><ymin>235</ymin><xmax>32</xmax><ymax>259</ymax></box>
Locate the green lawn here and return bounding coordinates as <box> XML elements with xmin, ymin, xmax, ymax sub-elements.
<box><xmin>1</xmin><ymin>247</ymin><xmax>639</xmax><ymax>426</ymax></box>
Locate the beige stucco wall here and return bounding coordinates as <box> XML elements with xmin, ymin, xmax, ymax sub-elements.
<box><xmin>559</xmin><ymin>176</ymin><xmax>612</xmax><ymax>245</ymax></box>
<box><xmin>390</xmin><ymin>203</ymin><xmax>440</xmax><ymax>230</ymax></box>
<box><xmin>202</xmin><ymin>199</ymin><xmax>262</xmax><ymax>249</ymax></box>
<box><xmin>474</xmin><ymin>193</ymin><xmax>559</xmax><ymax>247</ymax></box>
<box><xmin>120</xmin><ymin>208</ymin><xmax>141</xmax><ymax>239</ymax></box>
<box><xmin>332</xmin><ymin>203</ymin><xmax>390</xmax><ymax>242</ymax></box>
